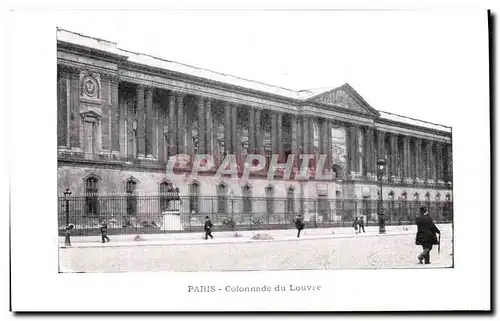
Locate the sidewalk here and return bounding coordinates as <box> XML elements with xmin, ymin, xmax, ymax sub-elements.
<box><xmin>59</xmin><ymin>224</ymin><xmax>424</xmax><ymax>249</ymax></box>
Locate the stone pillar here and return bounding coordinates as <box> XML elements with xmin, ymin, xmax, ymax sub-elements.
<box><xmin>176</xmin><ymin>92</ymin><xmax>185</xmax><ymax>154</ymax></box>
<box><xmin>145</xmin><ymin>86</ymin><xmax>154</xmax><ymax>158</ymax></box>
<box><xmin>211</xmin><ymin>110</ymin><xmax>219</xmax><ymax>166</ymax></box>
<box><xmin>168</xmin><ymin>92</ymin><xmax>177</xmax><ymax>156</ymax></box>
<box><xmin>255</xmin><ymin>109</ymin><xmax>262</xmax><ymax>155</ymax></box>
<box><xmin>158</xmin><ymin>92</ymin><xmax>166</xmax><ymax>164</ymax></box>
<box><xmin>205</xmin><ymin>98</ymin><xmax>213</xmax><ymax>156</ymax></box>
<box><xmin>57</xmin><ymin>67</ymin><xmax>68</xmax><ymax>147</ymax></box>
<box><xmin>326</xmin><ymin>120</ymin><xmax>333</xmax><ymax>172</ymax></box>
<box><xmin>119</xmin><ymin>89</ymin><xmax>127</xmax><ymax>158</ymax></box>
<box><xmin>403</xmin><ymin>136</ymin><xmax>411</xmax><ymax>182</ymax></box>
<box><xmin>126</xmin><ymin>93</ymin><xmax>135</xmax><ymax>160</ymax></box>
<box><xmin>248</xmin><ymin>108</ymin><xmax>255</xmax><ymax>154</ymax></box>
<box><xmin>231</xmin><ymin>104</ymin><xmax>239</xmax><ymax>164</ymax></box>
<box><xmin>308</xmin><ymin>117</ymin><xmax>315</xmax><ymax>169</ymax></box>
<box><xmin>136</xmin><ymin>85</ymin><xmax>146</xmax><ymax>158</ymax></box>
<box><xmin>291</xmin><ymin>114</ymin><xmax>298</xmax><ymax>167</ymax></box>
<box><xmin>270</xmin><ymin>112</ymin><xmax>277</xmax><ymax>155</ymax></box>
<box><xmin>389</xmin><ymin>133</ymin><xmax>397</xmax><ymax>180</ymax></box>
<box><xmin>446</xmin><ymin>144</ymin><xmax>453</xmax><ymax>183</ymax></box>
<box><xmin>186</xmin><ymin>108</ymin><xmax>194</xmax><ymax>158</ymax></box>
<box><xmin>350</xmin><ymin>125</ymin><xmax>359</xmax><ymax>175</ymax></box>
<box><xmin>68</xmin><ymin>68</ymin><xmax>81</xmax><ymax>149</ymax></box>
<box><xmin>425</xmin><ymin>140</ymin><xmax>434</xmax><ymax>182</ymax></box>
<box><xmin>224</xmin><ymin>102</ymin><xmax>231</xmax><ymax>155</ymax></box>
<box><xmin>110</xmin><ymin>77</ymin><xmax>120</xmax><ymax>154</ymax></box>
<box><xmin>197</xmin><ymin>96</ymin><xmax>206</xmax><ymax>154</ymax></box>
<box><xmin>436</xmin><ymin>142</ymin><xmax>444</xmax><ymax>183</ymax></box>
<box><xmin>366</xmin><ymin>127</ymin><xmax>373</xmax><ymax>177</ymax></box>
<box><xmin>345</xmin><ymin>124</ymin><xmax>352</xmax><ymax>174</ymax></box>
<box><xmin>277</xmin><ymin>112</ymin><xmax>284</xmax><ymax>161</ymax></box>
<box><xmin>414</xmin><ymin>138</ymin><xmax>422</xmax><ymax>181</ymax></box>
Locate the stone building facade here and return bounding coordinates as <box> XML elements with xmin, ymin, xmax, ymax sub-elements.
<box><xmin>57</xmin><ymin>29</ymin><xmax>453</xmax><ymax>222</ymax></box>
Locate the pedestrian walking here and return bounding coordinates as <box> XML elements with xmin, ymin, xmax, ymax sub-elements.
<box><xmin>358</xmin><ymin>216</ymin><xmax>366</xmax><ymax>233</ymax></box>
<box><xmin>294</xmin><ymin>215</ymin><xmax>305</xmax><ymax>238</ymax></box>
<box><xmin>415</xmin><ymin>206</ymin><xmax>440</xmax><ymax>264</ymax></box>
<box><xmin>100</xmin><ymin>218</ymin><xmax>110</xmax><ymax>243</ymax></box>
<box><xmin>352</xmin><ymin>217</ymin><xmax>359</xmax><ymax>234</ymax></box>
<box><xmin>204</xmin><ymin>216</ymin><xmax>214</xmax><ymax>240</ymax></box>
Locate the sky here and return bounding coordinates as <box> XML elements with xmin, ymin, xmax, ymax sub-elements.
<box><xmin>52</xmin><ymin>9</ymin><xmax>488</xmax><ymax>127</ymax></box>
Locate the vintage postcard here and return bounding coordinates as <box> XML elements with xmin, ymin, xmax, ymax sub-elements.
<box><xmin>7</xmin><ymin>7</ymin><xmax>491</xmax><ymax>312</ymax></box>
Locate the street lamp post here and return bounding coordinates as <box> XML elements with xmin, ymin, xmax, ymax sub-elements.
<box><xmin>63</xmin><ymin>188</ymin><xmax>72</xmax><ymax>246</ymax></box>
<box><xmin>377</xmin><ymin>159</ymin><xmax>387</xmax><ymax>234</ymax></box>
<box><xmin>63</xmin><ymin>188</ymin><xmax>72</xmax><ymax>227</ymax></box>
<box><xmin>229</xmin><ymin>189</ymin><xmax>235</xmax><ymax>235</ymax></box>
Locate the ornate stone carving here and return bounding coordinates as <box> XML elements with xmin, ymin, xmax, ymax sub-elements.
<box><xmin>314</xmin><ymin>89</ymin><xmax>364</xmax><ymax>112</ymax></box>
<box><xmin>80</xmin><ymin>72</ymin><xmax>101</xmax><ymax>101</ymax></box>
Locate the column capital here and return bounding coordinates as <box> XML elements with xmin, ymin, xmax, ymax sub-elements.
<box><xmin>144</xmin><ymin>85</ymin><xmax>154</xmax><ymax>95</ymax></box>
<box><xmin>172</xmin><ymin>91</ymin><xmax>186</xmax><ymax>99</ymax></box>
<box><xmin>136</xmin><ymin>84</ymin><xmax>146</xmax><ymax>91</ymax></box>
<box><xmin>58</xmin><ymin>64</ymin><xmax>79</xmax><ymax>77</ymax></box>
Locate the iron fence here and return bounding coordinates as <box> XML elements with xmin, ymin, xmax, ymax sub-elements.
<box><xmin>58</xmin><ymin>195</ymin><xmax>453</xmax><ymax>236</ymax></box>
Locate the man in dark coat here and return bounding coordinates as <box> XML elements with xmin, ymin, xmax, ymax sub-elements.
<box><xmin>358</xmin><ymin>216</ymin><xmax>366</xmax><ymax>233</ymax></box>
<box><xmin>415</xmin><ymin>206</ymin><xmax>440</xmax><ymax>264</ymax></box>
<box><xmin>295</xmin><ymin>215</ymin><xmax>305</xmax><ymax>238</ymax></box>
<box><xmin>100</xmin><ymin>218</ymin><xmax>110</xmax><ymax>243</ymax></box>
<box><xmin>352</xmin><ymin>217</ymin><xmax>359</xmax><ymax>234</ymax></box>
<box><xmin>204</xmin><ymin>216</ymin><xmax>214</xmax><ymax>240</ymax></box>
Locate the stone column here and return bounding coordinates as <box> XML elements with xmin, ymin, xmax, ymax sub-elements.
<box><xmin>224</xmin><ymin>102</ymin><xmax>231</xmax><ymax>155</ymax></box>
<box><xmin>158</xmin><ymin>92</ymin><xmax>166</xmax><ymax>164</ymax></box>
<box><xmin>176</xmin><ymin>92</ymin><xmax>185</xmax><ymax>154</ymax></box>
<box><xmin>389</xmin><ymin>133</ymin><xmax>397</xmax><ymax>180</ymax></box>
<box><xmin>414</xmin><ymin>138</ymin><xmax>422</xmax><ymax>181</ymax></box>
<box><xmin>205</xmin><ymin>98</ymin><xmax>213</xmax><ymax>156</ymax></box>
<box><xmin>302</xmin><ymin>116</ymin><xmax>309</xmax><ymax>154</ymax></box>
<box><xmin>309</xmin><ymin>117</ymin><xmax>315</xmax><ymax>169</ymax></box>
<box><xmin>255</xmin><ymin>109</ymin><xmax>262</xmax><ymax>155</ymax></box>
<box><xmin>145</xmin><ymin>86</ymin><xmax>154</xmax><ymax>158</ymax></box>
<box><xmin>231</xmin><ymin>104</ymin><xmax>239</xmax><ymax>164</ymax></box>
<box><xmin>436</xmin><ymin>142</ymin><xmax>443</xmax><ymax>183</ymax></box>
<box><xmin>277</xmin><ymin>112</ymin><xmax>284</xmax><ymax>161</ymax></box>
<box><xmin>446</xmin><ymin>144</ymin><xmax>453</xmax><ymax>183</ymax></box>
<box><xmin>425</xmin><ymin>140</ymin><xmax>434</xmax><ymax>182</ymax></box>
<box><xmin>168</xmin><ymin>92</ymin><xmax>177</xmax><ymax>156</ymax></box>
<box><xmin>350</xmin><ymin>125</ymin><xmax>359</xmax><ymax>174</ymax></box>
<box><xmin>68</xmin><ymin>67</ymin><xmax>80</xmax><ymax>149</ymax></box>
<box><xmin>403</xmin><ymin>136</ymin><xmax>410</xmax><ymax>182</ymax></box>
<box><xmin>212</xmin><ymin>110</ymin><xmax>219</xmax><ymax>166</ymax></box>
<box><xmin>248</xmin><ymin>108</ymin><xmax>255</xmax><ymax>154</ymax></box>
<box><xmin>326</xmin><ymin>120</ymin><xmax>333</xmax><ymax>172</ymax></box>
<box><xmin>186</xmin><ymin>109</ymin><xmax>194</xmax><ymax>158</ymax></box>
<box><xmin>291</xmin><ymin>114</ymin><xmax>298</xmax><ymax>167</ymax></box>
<box><xmin>136</xmin><ymin>85</ymin><xmax>146</xmax><ymax>158</ymax></box>
<box><xmin>197</xmin><ymin>96</ymin><xmax>206</xmax><ymax>154</ymax></box>
<box><xmin>345</xmin><ymin>124</ymin><xmax>352</xmax><ymax>174</ymax></box>
<box><xmin>270</xmin><ymin>112</ymin><xmax>277</xmax><ymax>155</ymax></box>
<box><xmin>57</xmin><ymin>67</ymin><xmax>68</xmax><ymax>147</ymax></box>
<box><xmin>366</xmin><ymin>127</ymin><xmax>373</xmax><ymax>178</ymax></box>
<box><xmin>110</xmin><ymin>77</ymin><xmax>120</xmax><ymax>154</ymax></box>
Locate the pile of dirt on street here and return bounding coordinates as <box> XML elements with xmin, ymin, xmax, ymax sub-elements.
<box><xmin>251</xmin><ymin>233</ymin><xmax>274</xmax><ymax>240</ymax></box>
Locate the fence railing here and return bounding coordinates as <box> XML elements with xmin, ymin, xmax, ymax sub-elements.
<box><xmin>58</xmin><ymin>195</ymin><xmax>453</xmax><ymax>236</ymax></box>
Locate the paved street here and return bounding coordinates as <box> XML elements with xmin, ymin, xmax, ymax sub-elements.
<box><xmin>59</xmin><ymin>224</ymin><xmax>452</xmax><ymax>272</ymax></box>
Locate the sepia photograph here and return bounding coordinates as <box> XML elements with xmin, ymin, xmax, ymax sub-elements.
<box><xmin>7</xmin><ymin>6</ymin><xmax>491</xmax><ymax>312</ymax></box>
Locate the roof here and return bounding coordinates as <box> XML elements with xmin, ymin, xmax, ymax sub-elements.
<box><xmin>57</xmin><ymin>28</ymin><xmax>451</xmax><ymax>133</ymax></box>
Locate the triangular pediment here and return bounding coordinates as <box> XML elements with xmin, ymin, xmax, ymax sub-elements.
<box><xmin>308</xmin><ymin>83</ymin><xmax>380</xmax><ymax>116</ymax></box>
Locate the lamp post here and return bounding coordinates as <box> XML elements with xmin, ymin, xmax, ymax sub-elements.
<box><xmin>377</xmin><ymin>159</ymin><xmax>386</xmax><ymax>234</ymax></box>
<box><xmin>229</xmin><ymin>188</ymin><xmax>235</xmax><ymax>234</ymax></box>
<box><xmin>63</xmin><ymin>188</ymin><xmax>72</xmax><ymax>227</ymax></box>
<box><xmin>63</xmin><ymin>188</ymin><xmax>72</xmax><ymax>247</ymax></box>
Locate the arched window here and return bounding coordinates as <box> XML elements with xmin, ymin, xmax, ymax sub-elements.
<box><xmin>189</xmin><ymin>181</ymin><xmax>200</xmax><ymax>214</ymax></box>
<box><xmin>126</xmin><ymin>178</ymin><xmax>138</xmax><ymax>216</ymax></box>
<box><xmin>286</xmin><ymin>186</ymin><xmax>295</xmax><ymax>215</ymax></box>
<box><xmin>84</xmin><ymin>175</ymin><xmax>99</xmax><ymax>216</ymax></box>
<box><xmin>242</xmin><ymin>184</ymin><xmax>252</xmax><ymax>214</ymax></box>
<box><xmin>217</xmin><ymin>183</ymin><xmax>228</xmax><ymax>214</ymax></box>
<box><xmin>159</xmin><ymin>181</ymin><xmax>172</xmax><ymax>212</ymax></box>
<box><xmin>265</xmin><ymin>185</ymin><xmax>275</xmax><ymax>216</ymax></box>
